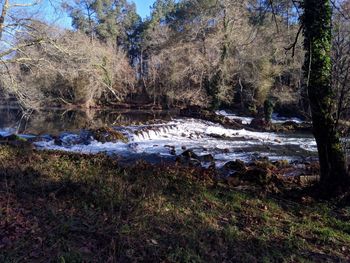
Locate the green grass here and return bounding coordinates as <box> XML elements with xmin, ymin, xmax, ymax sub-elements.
<box><xmin>0</xmin><ymin>145</ymin><xmax>350</xmax><ymax>262</ymax></box>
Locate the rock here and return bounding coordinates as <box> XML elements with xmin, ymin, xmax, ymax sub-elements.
<box><xmin>1</xmin><ymin>134</ymin><xmax>26</xmax><ymax>142</ymax></box>
<box><xmin>273</xmin><ymin>160</ymin><xmax>289</xmax><ymax>168</ymax></box>
<box><xmin>252</xmin><ymin>160</ymin><xmax>276</xmax><ymax>170</ymax></box>
<box><xmin>239</xmin><ymin>167</ymin><xmax>273</xmax><ymax>185</ymax></box>
<box><xmin>53</xmin><ymin>135</ymin><xmax>63</xmax><ymax>146</ymax></box>
<box><xmin>177</xmin><ymin>149</ymin><xmax>204</xmax><ymax>167</ymax></box>
<box><xmin>27</xmin><ymin>135</ymin><xmax>52</xmax><ymax>143</ymax></box>
<box><xmin>0</xmin><ymin>134</ymin><xmax>34</xmax><ymax>150</ymax></box>
<box><xmin>181</xmin><ymin>149</ymin><xmax>199</xmax><ymax>159</ymax></box>
<box><xmin>179</xmin><ymin>105</ymin><xmax>203</xmax><ymax>118</ymax></box>
<box><xmin>164</xmin><ymin>145</ymin><xmax>175</xmax><ymax>150</ymax></box>
<box><xmin>231</xmin><ymin>118</ymin><xmax>243</xmax><ymax>125</ymax></box>
<box><xmin>250</xmin><ymin>118</ymin><xmax>268</xmax><ymax>129</ymax></box>
<box><xmin>89</xmin><ymin>127</ymin><xmax>128</xmax><ymax>143</ymax></box>
<box><xmin>189</xmin><ymin>158</ymin><xmax>201</xmax><ymax>167</ymax></box>
<box><xmin>281</xmin><ymin>121</ymin><xmax>299</xmax><ymax>131</ymax></box>
<box><xmin>299</xmin><ymin>175</ymin><xmax>319</xmax><ymax>185</ymax></box>
<box><xmin>274</xmin><ymin>138</ymin><xmax>282</xmax><ymax>143</ymax></box>
<box><xmin>283</xmin><ymin>121</ymin><xmax>298</xmax><ymax>127</ymax></box>
<box><xmin>199</xmin><ymin>154</ymin><xmax>215</xmax><ymax>163</ymax></box>
<box><xmin>54</xmin><ymin>133</ymin><xmax>86</xmax><ymax>146</ymax></box>
<box><xmin>278</xmin><ymin>121</ymin><xmax>312</xmax><ymax>132</ymax></box>
<box><xmin>223</xmin><ymin>159</ymin><xmax>247</xmax><ymax>172</ymax></box>
<box><xmin>227</xmin><ymin>176</ymin><xmax>241</xmax><ymax>187</ymax></box>
<box><xmin>79</xmin><ymin>130</ymin><xmax>95</xmax><ymax>145</ymax></box>
<box><xmin>176</xmin><ymin>155</ymin><xmax>201</xmax><ymax>167</ymax></box>
<box><xmin>179</xmin><ymin>106</ymin><xmax>244</xmax><ymax>130</ymax></box>
<box><xmin>208</xmin><ymin>133</ymin><xmax>229</xmax><ymax>139</ymax></box>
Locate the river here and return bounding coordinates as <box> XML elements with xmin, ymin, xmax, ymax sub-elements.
<box><xmin>0</xmin><ymin>107</ymin><xmax>318</xmax><ymax>166</ymax></box>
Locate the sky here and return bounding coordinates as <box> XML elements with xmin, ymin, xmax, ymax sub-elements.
<box><xmin>39</xmin><ymin>0</ymin><xmax>155</xmax><ymax>29</ymax></box>
<box><xmin>134</xmin><ymin>0</ymin><xmax>155</xmax><ymax>19</ymax></box>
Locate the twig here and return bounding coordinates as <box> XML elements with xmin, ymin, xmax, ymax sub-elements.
<box><xmin>284</xmin><ymin>24</ymin><xmax>303</xmax><ymax>57</ymax></box>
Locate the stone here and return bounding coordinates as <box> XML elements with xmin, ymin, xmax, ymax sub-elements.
<box><xmin>273</xmin><ymin>160</ymin><xmax>289</xmax><ymax>168</ymax></box>
<box><xmin>89</xmin><ymin>127</ymin><xmax>128</xmax><ymax>143</ymax></box>
<box><xmin>227</xmin><ymin>176</ymin><xmax>241</xmax><ymax>187</ymax></box>
<box><xmin>1</xmin><ymin>134</ymin><xmax>26</xmax><ymax>142</ymax></box>
<box><xmin>199</xmin><ymin>154</ymin><xmax>215</xmax><ymax>163</ymax></box>
<box><xmin>223</xmin><ymin>160</ymin><xmax>247</xmax><ymax>172</ymax></box>
<box><xmin>239</xmin><ymin>167</ymin><xmax>273</xmax><ymax>185</ymax></box>
<box><xmin>250</xmin><ymin>118</ymin><xmax>268</xmax><ymax>129</ymax></box>
<box><xmin>181</xmin><ymin>149</ymin><xmax>199</xmax><ymax>159</ymax></box>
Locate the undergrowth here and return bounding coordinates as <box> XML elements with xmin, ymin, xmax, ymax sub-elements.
<box><xmin>0</xmin><ymin>146</ymin><xmax>349</xmax><ymax>262</ymax></box>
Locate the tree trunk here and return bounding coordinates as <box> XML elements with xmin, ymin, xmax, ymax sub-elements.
<box><xmin>302</xmin><ymin>0</ymin><xmax>349</xmax><ymax>191</ymax></box>
<box><xmin>0</xmin><ymin>0</ymin><xmax>9</xmax><ymax>41</ymax></box>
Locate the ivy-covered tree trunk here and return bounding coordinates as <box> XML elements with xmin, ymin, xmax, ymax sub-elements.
<box><xmin>302</xmin><ymin>0</ymin><xmax>349</xmax><ymax>190</ymax></box>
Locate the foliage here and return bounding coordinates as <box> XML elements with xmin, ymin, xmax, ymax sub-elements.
<box><xmin>0</xmin><ymin>0</ymin><xmax>349</xmax><ymax>114</ymax></box>
<box><xmin>139</xmin><ymin>0</ymin><xmax>303</xmax><ymax>109</ymax></box>
<box><xmin>65</xmin><ymin>0</ymin><xmax>141</xmax><ymax>57</ymax></box>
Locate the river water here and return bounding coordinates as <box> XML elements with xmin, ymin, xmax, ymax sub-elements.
<box><xmin>0</xmin><ymin>107</ymin><xmax>318</xmax><ymax>166</ymax></box>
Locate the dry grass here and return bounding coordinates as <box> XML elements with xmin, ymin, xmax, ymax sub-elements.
<box><xmin>0</xmin><ymin>145</ymin><xmax>350</xmax><ymax>262</ymax></box>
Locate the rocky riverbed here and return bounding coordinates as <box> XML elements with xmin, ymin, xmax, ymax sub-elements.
<box><xmin>0</xmin><ymin>108</ymin><xmax>318</xmax><ymax>171</ymax></box>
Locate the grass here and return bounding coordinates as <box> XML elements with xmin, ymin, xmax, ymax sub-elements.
<box><xmin>0</xmin><ymin>145</ymin><xmax>350</xmax><ymax>262</ymax></box>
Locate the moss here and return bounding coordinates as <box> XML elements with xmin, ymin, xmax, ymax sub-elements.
<box><xmin>301</xmin><ymin>0</ymin><xmax>349</xmax><ymax>188</ymax></box>
<box><xmin>263</xmin><ymin>98</ymin><xmax>274</xmax><ymax>123</ymax></box>
<box><xmin>89</xmin><ymin>126</ymin><xmax>128</xmax><ymax>143</ymax></box>
<box><xmin>273</xmin><ymin>159</ymin><xmax>290</xmax><ymax>168</ymax></box>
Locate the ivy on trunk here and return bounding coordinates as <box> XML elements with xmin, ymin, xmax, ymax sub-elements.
<box><xmin>302</xmin><ymin>0</ymin><xmax>349</xmax><ymax>191</ymax></box>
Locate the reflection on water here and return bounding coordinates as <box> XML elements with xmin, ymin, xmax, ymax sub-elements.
<box><xmin>0</xmin><ymin>106</ymin><xmax>178</xmax><ymax>135</ymax></box>
<box><xmin>0</xmin><ymin>106</ymin><xmax>320</xmax><ymax>165</ymax></box>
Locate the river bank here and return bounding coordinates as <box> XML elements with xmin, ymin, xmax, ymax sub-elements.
<box><xmin>0</xmin><ymin>145</ymin><xmax>350</xmax><ymax>262</ymax></box>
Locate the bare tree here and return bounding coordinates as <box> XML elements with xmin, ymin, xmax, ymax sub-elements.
<box><xmin>2</xmin><ymin>21</ymin><xmax>135</xmax><ymax>109</ymax></box>
<box><xmin>333</xmin><ymin>0</ymin><xmax>350</xmax><ymax>127</ymax></box>
<box><xmin>0</xmin><ymin>1</ymin><xmax>136</xmax><ymax>109</ymax></box>
<box><xmin>0</xmin><ymin>0</ymin><xmax>45</xmax><ymax>107</ymax></box>
<box><xmin>141</xmin><ymin>0</ymin><xmax>303</xmax><ymax>109</ymax></box>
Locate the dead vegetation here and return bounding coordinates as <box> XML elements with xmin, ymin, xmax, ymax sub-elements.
<box><xmin>1</xmin><ymin>21</ymin><xmax>136</xmax><ymax>109</ymax></box>
<box><xmin>0</xmin><ymin>145</ymin><xmax>350</xmax><ymax>262</ymax></box>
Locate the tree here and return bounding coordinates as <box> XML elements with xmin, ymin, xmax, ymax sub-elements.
<box><xmin>11</xmin><ymin>21</ymin><xmax>135</xmax><ymax>108</ymax></box>
<box><xmin>66</xmin><ymin>0</ymin><xmax>141</xmax><ymax>54</ymax></box>
<box><xmin>140</xmin><ymin>0</ymin><xmax>302</xmax><ymax>109</ymax></box>
<box><xmin>301</xmin><ymin>0</ymin><xmax>349</xmax><ymax>191</ymax></box>
<box><xmin>332</xmin><ymin>0</ymin><xmax>350</xmax><ymax>126</ymax></box>
<box><xmin>1</xmin><ymin>0</ymin><xmax>43</xmax><ymax>58</ymax></box>
<box><xmin>1</xmin><ymin>1</ymin><xmax>136</xmax><ymax>109</ymax></box>
<box><xmin>0</xmin><ymin>0</ymin><xmax>46</xmax><ymax>107</ymax></box>
<box><xmin>64</xmin><ymin>0</ymin><xmax>97</xmax><ymax>42</ymax></box>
